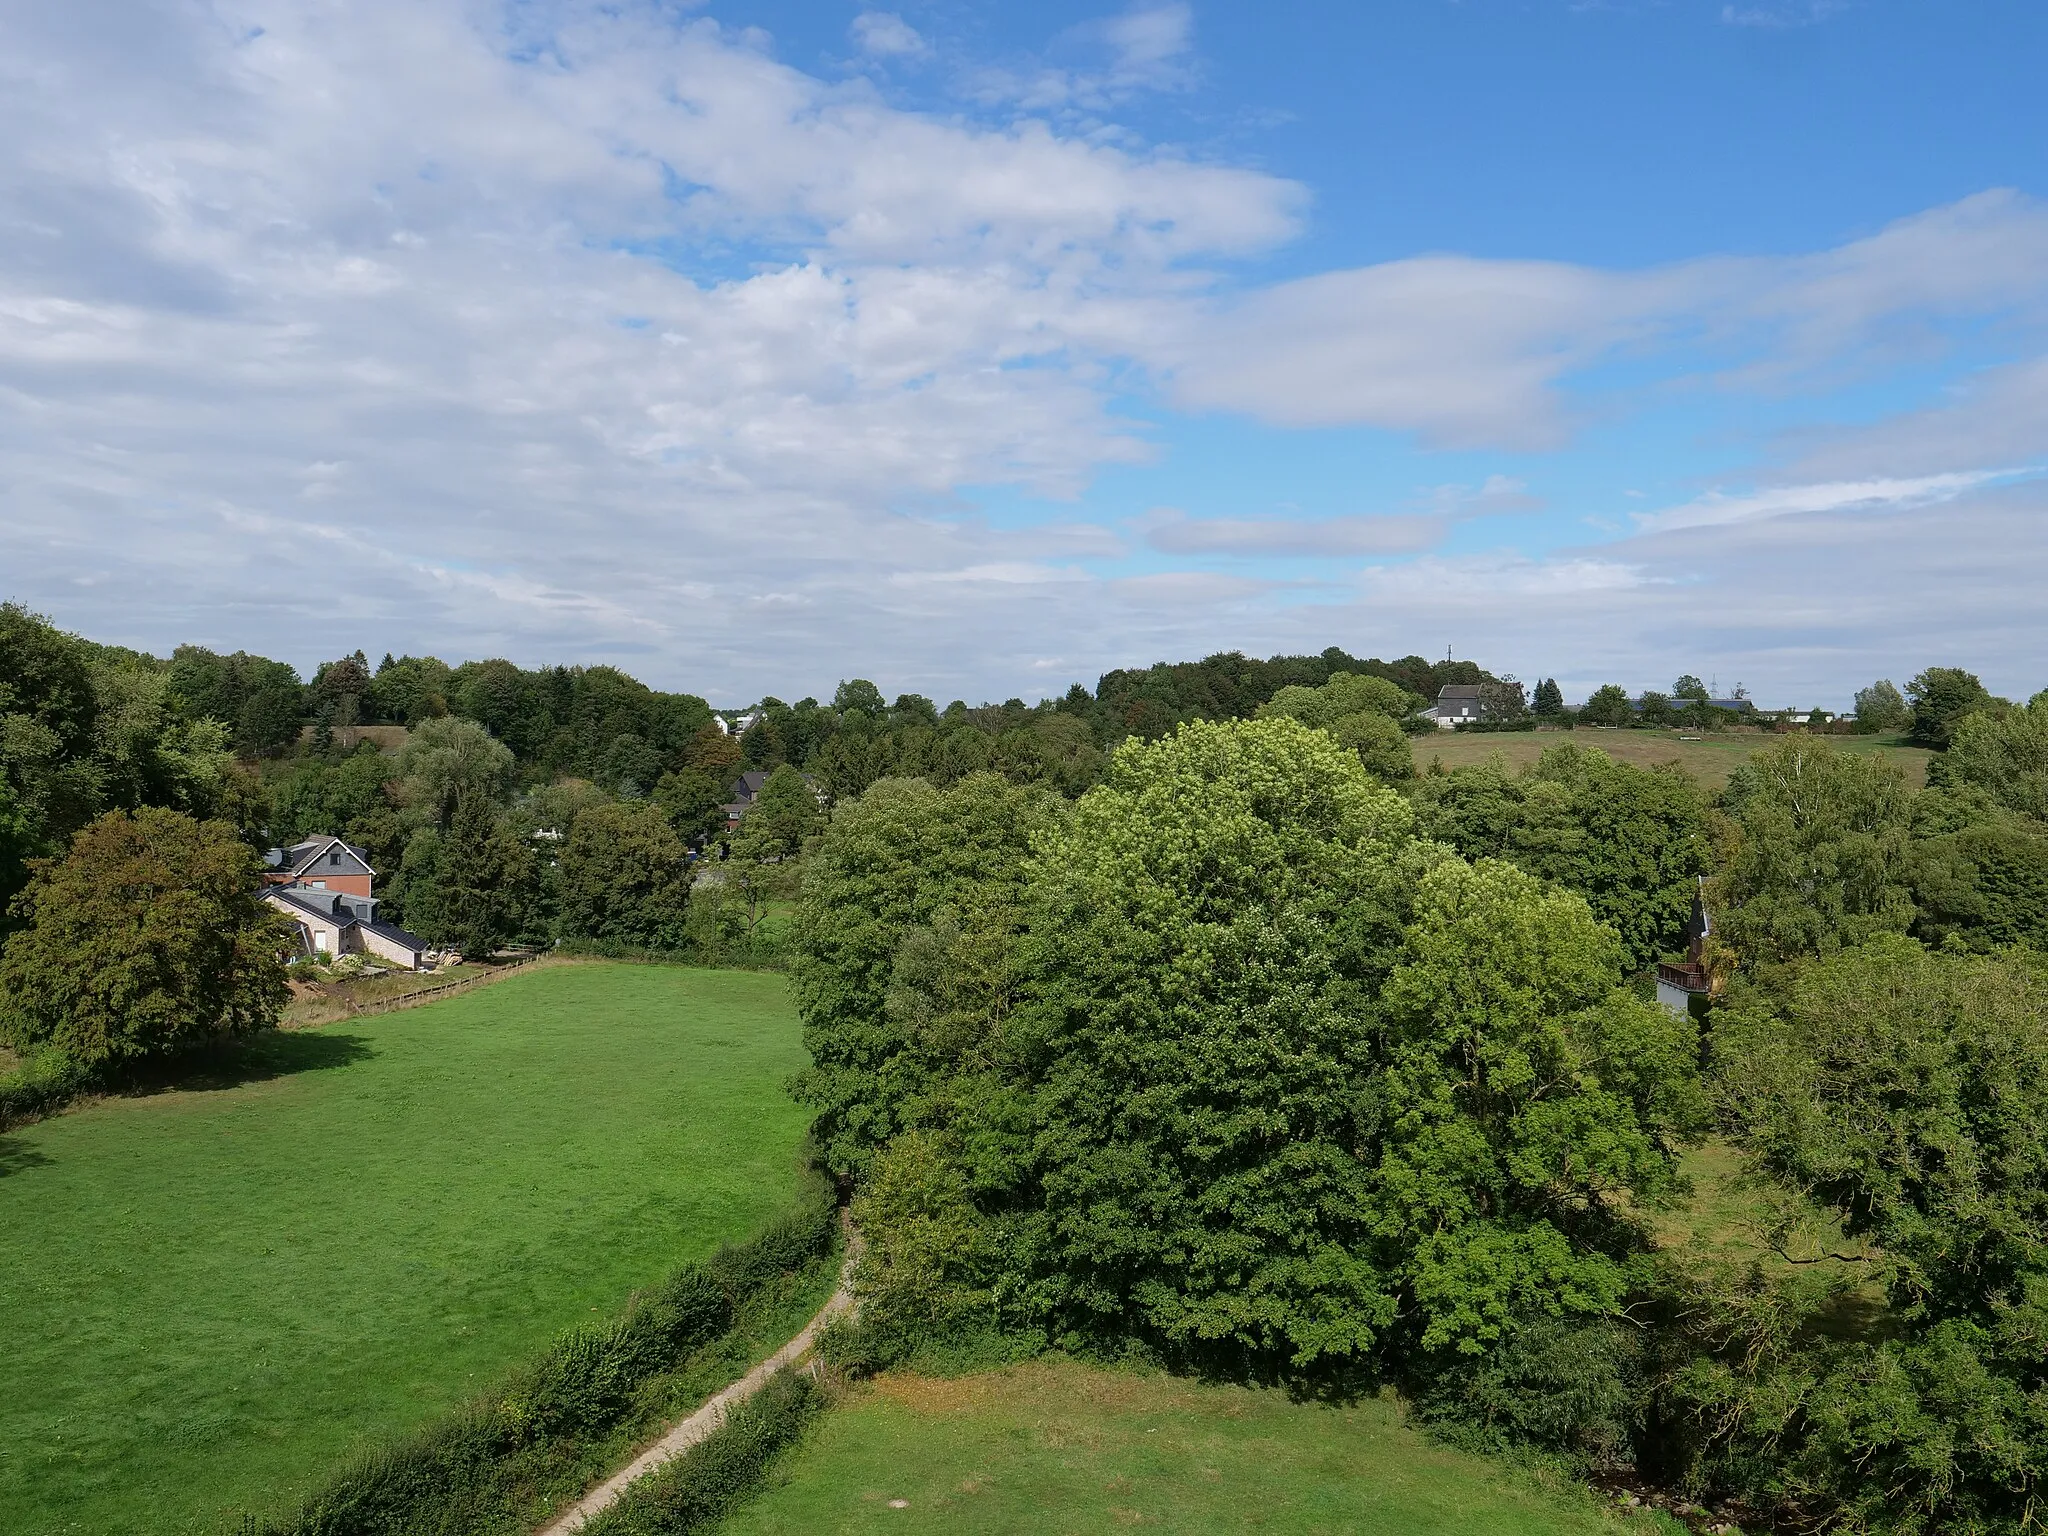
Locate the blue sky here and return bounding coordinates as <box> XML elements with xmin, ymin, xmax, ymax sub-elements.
<box><xmin>2</xmin><ymin>0</ymin><xmax>2045</xmax><ymax>706</ymax></box>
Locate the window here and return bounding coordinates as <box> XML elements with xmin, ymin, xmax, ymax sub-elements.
<box><xmin>330</xmin><ymin>849</ymin><xmax>341</xmax><ymax>865</ymax></box>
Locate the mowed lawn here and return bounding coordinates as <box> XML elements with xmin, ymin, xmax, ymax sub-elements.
<box><xmin>1414</xmin><ymin>728</ymin><xmax>1930</xmax><ymax>790</ymax></box>
<box><xmin>723</xmin><ymin>1361</ymin><xmax>1654</xmax><ymax>1535</ymax></box>
<box><xmin>0</xmin><ymin>962</ymin><xmax>809</xmax><ymax>1536</ymax></box>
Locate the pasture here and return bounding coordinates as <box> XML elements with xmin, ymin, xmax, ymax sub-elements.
<box><xmin>721</xmin><ymin>1360</ymin><xmax>1661</xmax><ymax>1534</ymax></box>
<box><xmin>0</xmin><ymin>961</ymin><xmax>809</xmax><ymax>1536</ymax></box>
<box><xmin>1414</xmin><ymin>728</ymin><xmax>1931</xmax><ymax>789</ymax></box>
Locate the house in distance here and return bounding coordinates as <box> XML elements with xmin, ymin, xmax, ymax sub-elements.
<box><xmin>261</xmin><ymin>834</ymin><xmax>427</xmax><ymax>969</ymax></box>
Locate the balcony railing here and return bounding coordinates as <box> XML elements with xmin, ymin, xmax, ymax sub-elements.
<box><xmin>1657</xmin><ymin>961</ymin><xmax>1711</xmax><ymax>994</ymax></box>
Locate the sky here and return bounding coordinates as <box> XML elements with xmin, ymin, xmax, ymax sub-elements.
<box><xmin>3</xmin><ymin>0</ymin><xmax>2046</xmax><ymax>708</ymax></box>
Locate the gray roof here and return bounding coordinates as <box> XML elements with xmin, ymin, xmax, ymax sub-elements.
<box><xmin>1437</xmin><ymin>685</ymin><xmax>1484</xmax><ymax>701</ymax></box>
<box><xmin>362</xmin><ymin>919</ymin><xmax>425</xmax><ymax>952</ymax></box>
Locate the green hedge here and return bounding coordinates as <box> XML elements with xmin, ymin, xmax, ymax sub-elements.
<box><xmin>0</xmin><ymin>1046</ymin><xmax>94</xmax><ymax>1131</ymax></box>
<box><xmin>253</xmin><ymin>1197</ymin><xmax>837</xmax><ymax>1536</ymax></box>
<box><xmin>580</xmin><ymin>1369</ymin><xmax>823</xmax><ymax>1536</ymax></box>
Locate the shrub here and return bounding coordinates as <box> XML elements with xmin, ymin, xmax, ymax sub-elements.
<box><xmin>580</xmin><ymin>1369</ymin><xmax>822</xmax><ymax>1535</ymax></box>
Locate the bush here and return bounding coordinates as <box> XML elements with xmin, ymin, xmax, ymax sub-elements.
<box><xmin>0</xmin><ymin>1045</ymin><xmax>94</xmax><ymax>1130</ymax></box>
<box><xmin>579</xmin><ymin>1369</ymin><xmax>823</xmax><ymax>1535</ymax></box>
<box><xmin>257</xmin><ymin>1194</ymin><xmax>836</xmax><ymax>1536</ymax></box>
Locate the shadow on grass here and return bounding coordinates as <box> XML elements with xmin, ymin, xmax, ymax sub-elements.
<box><xmin>0</xmin><ymin>1136</ymin><xmax>54</xmax><ymax>1178</ymax></box>
<box><xmin>123</xmin><ymin>1029</ymin><xmax>377</xmax><ymax>1099</ymax></box>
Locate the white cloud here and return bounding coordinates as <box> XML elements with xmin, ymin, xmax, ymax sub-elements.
<box><xmin>1161</xmin><ymin>191</ymin><xmax>2048</xmax><ymax>448</ymax></box>
<box><xmin>2</xmin><ymin>0</ymin><xmax>2046</xmax><ymax>705</ymax></box>
<box><xmin>1632</xmin><ymin>469</ymin><xmax>2036</xmax><ymax>534</ymax></box>
<box><xmin>850</xmin><ymin>12</ymin><xmax>928</xmax><ymax>60</ymax></box>
<box><xmin>1721</xmin><ymin>1</ymin><xmax>1848</xmax><ymax>27</ymax></box>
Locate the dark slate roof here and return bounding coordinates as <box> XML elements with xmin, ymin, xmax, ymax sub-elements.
<box><xmin>268</xmin><ymin>888</ymin><xmax>355</xmax><ymax>924</ymax></box>
<box><xmin>1437</xmin><ymin>685</ymin><xmax>1484</xmax><ymax>701</ymax></box>
<box><xmin>363</xmin><ymin>919</ymin><xmax>425</xmax><ymax>952</ymax></box>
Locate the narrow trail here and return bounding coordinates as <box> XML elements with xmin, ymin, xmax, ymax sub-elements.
<box><xmin>537</xmin><ymin>1216</ymin><xmax>862</xmax><ymax>1535</ymax></box>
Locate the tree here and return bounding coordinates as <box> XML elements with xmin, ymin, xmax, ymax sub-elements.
<box><xmin>1257</xmin><ymin>671</ymin><xmax>1414</xmax><ymax>781</ymax></box>
<box><xmin>1410</xmin><ymin>744</ymin><xmax>1710</xmax><ymax>971</ymax></box>
<box><xmin>403</xmin><ymin>789</ymin><xmax>532</xmax><ymax>958</ymax></box>
<box><xmin>792</xmin><ymin>773</ymin><xmax>1066</xmax><ymax>1178</ymax></box>
<box><xmin>0</xmin><ymin>808</ymin><xmax>291</xmax><ymax>1065</ymax></box>
<box><xmin>1673</xmin><ymin>676</ymin><xmax>1710</xmax><ymax>703</ymax></box>
<box><xmin>1714</xmin><ymin>736</ymin><xmax>1915</xmax><ymax>968</ymax></box>
<box><xmin>558</xmin><ymin>800</ymin><xmax>692</xmax><ymax>949</ymax></box>
<box><xmin>1906</xmin><ymin>666</ymin><xmax>1996</xmax><ymax>749</ymax></box>
<box><xmin>1015</xmin><ymin>718</ymin><xmax>1705</xmax><ymax>1367</ymax></box>
<box><xmin>393</xmin><ymin>716</ymin><xmax>516</xmax><ymax>826</ymax></box>
<box><xmin>1532</xmin><ymin>678</ymin><xmax>1565</xmax><ymax>718</ymax></box>
<box><xmin>653</xmin><ymin>766</ymin><xmax>729</xmax><ymax>842</ymax></box>
<box><xmin>1635</xmin><ymin>690</ymin><xmax>1673</xmax><ymax>728</ymax></box>
<box><xmin>1853</xmin><ymin>678</ymin><xmax>1909</xmax><ymax>733</ymax></box>
<box><xmin>1713</xmin><ymin>938</ymin><xmax>2048</xmax><ymax>1531</ymax></box>
<box><xmin>1934</xmin><ymin>691</ymin><xmax>2048</xmax><ymax>820</ymax></box>
<box><xmin>833</xmin><ymin>679</ymin><xmax>888</xmax><ymax>717</ymax></box>
<box><xmin>1580</xmin><ymin>684</ymin><xmax>1632</xmax><ymax>728</ymax></box>
<box><xmin>745</xmin><ymin>764</ymin><xmax>823</xmax><ymax>858</ymax></box>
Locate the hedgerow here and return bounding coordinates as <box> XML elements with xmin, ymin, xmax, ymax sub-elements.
<box><xmin>577</xmin><ymin>1369</ymin><xmax>823</xmax><ymax>1535</ymax></box>
<box><xmin>251</xmin><ymin>1193</ymin><xmax>836</xmax><ymax>1536</ymax></box>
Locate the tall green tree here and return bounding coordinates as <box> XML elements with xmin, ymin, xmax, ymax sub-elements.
<box><xmin>1934</xmin><ymin>691</ymin><xmax>2048</xmax><ymax>820</ymax></box>
<box><xmin>557</xmin><ymin>800</ymin><xmax>693</xmax><ymax>949</ymax></box>
<box><xmin>1712</xmin><ymin>938</ymin><xmax>2048</xmax><ymax>1532</ymax></box>
<box><xmin>1008</xmin><ymin>719</ymin><xmax>1703</xmax><ymax>1367</ymax></box>
<box><xmin>1853</xmin><ymin>678</ymin><xmax>1909</xmax><ymax>733</ymax></box>
<box><xmin>792</xmin><ymin>773</ymin><xmax>1065</xmax><ymax>1177</ymax></box>
<box><xmin>1257</xmin><ymin>670</ymin><xmax>1414</xmax><ymax>782</ymax></box>
<box><xmin>1907</xmin><ymin>666</ymin><xmax>1996</xmax><ymax>749</ymax></box>
<box><xmin>393</xmin><ymin>716</ymin><xmax>516</xmax><ymax>827</ymax></box>
<box><xmin>1714</xmin><ymin>736</ymin><xmax>1915</xmax><ymax>968</ymax></box>
<box><xmin>1411</xmin><ymin>745</ymin><xmax>1709</xmax><ymax>970</ymax></box>
<box><xmin>1580</xmin><ymin>684</ymin><xmax>1633</xmax><ymax>728</ymax></box>
<box><xmin>0</xmin><ymin>808</ymin><xmax>291</xmax><ymax>1065</ymax></box>
<box><xmin>402</xmin><ymin>789</ymin><xmax>532</xmax><ymax>958</ymax></box>
<box><xmin>745</xmin><ymin>764</ymin><xmax>823</xmax><ymax>858</ymax></box>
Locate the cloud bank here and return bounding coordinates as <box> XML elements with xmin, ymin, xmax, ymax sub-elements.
<box><xmin>2</xmin><ymin>1</ymin><xmax>2045</xmax><ymax>704</ymax></box>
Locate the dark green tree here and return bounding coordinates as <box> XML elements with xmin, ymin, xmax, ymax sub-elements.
<box><xmin>792</xmin><ymin>773</ymin><xmax>1066</xmax><ymax>1178</ymax></box>
<box><xmin>0</xmin><ymin>808</ymin><xmax>291</xmax><ymax>1065</ymax></box>
<box><xmin>1907</xmin><ymin>666</ymin><xmax>1996</xmax><ymax>749</ymax></box>
<box><xmin>1532</xmin><ymin>678</ymin><xmax>1565</xmax><ymax>717</ymax></box>
<box><xmin>1014</xmin><ymin>718</ymin><xmax>1705</xmax><ymax>1366</ymax></box>
<box><xmin>409</xmin><ymin>789</ymin><xmax>532</xmax><ymax>959</ymax></box>
<box><xmin>745</xmin><ymin>764</ymin><xmax>823</xmax><ymax>858</ymax></box>
<box><xmin>1712</xmin><ymin>938</ymin><xmax>2048</xmax><ymax>1532</ymax></box>
<box><xmin>1411</xmin><ymin>744</ymin><xmax>1710</xmax><ymax>970</ymax></box>
<box><xmin>1580</xmin><ymin>684</ymin><xmax>1633</xmax><ymax>728</ymax></box>
<box><xmin>1934</xmin><ymin>692</ymin><xmax>2048</xmax><ymax>819</ymax></box>
<box><xmin>1715</xmin><ymin>736</ymin><xmax>1915</xmax><ymax>968</ymax></box>
<box><xmin>558</xmin><ymin>800</ymin><xmax>692</xmax><ymax>949</ymax></box>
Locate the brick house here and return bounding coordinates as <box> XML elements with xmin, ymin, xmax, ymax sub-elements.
<box><xmin>262</xmin><ymin>834</ymin><xmax>427</xmax><ymax>969</ymax></box>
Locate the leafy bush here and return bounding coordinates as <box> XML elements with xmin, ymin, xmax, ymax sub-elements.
<box><xmin>0</xmin><ymin>1044</ymin><xmax>94</xmax><ymax>1130</ymax></box>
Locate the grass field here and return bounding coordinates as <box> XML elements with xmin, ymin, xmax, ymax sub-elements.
<box><xmin>1414</xmin><ymin>728</ymin><xmax>1931</xmax><ymax>790</ymax></box>
<box><xmin>0</xmin><ymin>962</ymin><xmax>809</xmax><ymax>1536</ymax></box>
<box><xmin>722</xmin><ymin>1361</ymin><xmax>1657</xmax><ymax>1535</ymax></box>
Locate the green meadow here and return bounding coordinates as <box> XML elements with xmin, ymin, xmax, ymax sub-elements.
<box><xmin>0</xmin><ymin>962</ymin><xmax>809</xmax><ymax>1536</ymax></box>
<box><xmin>722</xmin><ymin>1361</ymin><xmax>1660</xmax><ymax>1535</ymax></box>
